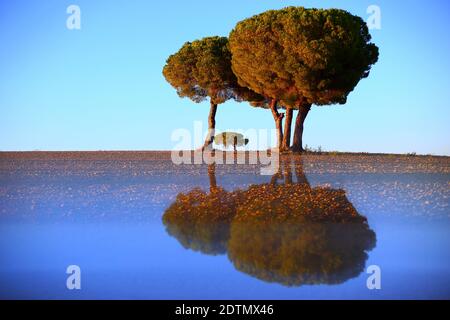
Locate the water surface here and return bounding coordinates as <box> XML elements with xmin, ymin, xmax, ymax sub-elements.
<box><xmin>0</xmin><ymin>152</ymin><xmax>449</xmax><ymax>299</ymax></box>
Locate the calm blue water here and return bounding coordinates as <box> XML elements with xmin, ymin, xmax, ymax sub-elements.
<box><xmin>0</xmin><ymin>154</ymin><xmax>449</xmax><ymax>299</ymax></box>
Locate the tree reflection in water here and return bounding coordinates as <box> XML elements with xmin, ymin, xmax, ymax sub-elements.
<box><xmin>162</xmin><ymin>158</ymin><xmax>376</xmax><ymax>286</ymax></box>
<box><xmin>162</xmin><ymin>164</ymin><xmax>242</xmax><ymax>255</ymax></box>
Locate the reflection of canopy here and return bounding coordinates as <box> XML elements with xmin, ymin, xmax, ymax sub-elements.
<box><xmin>162</xmin><ymin>187</ymin><xmax>241</xmax><ymax>255</ymax></box>
<box><xmin>162</xmin><ymin>159</ymin><xmax>376</xmax><ymax>286</ymax></box>
<box><xmin>229</xmin><ymin>219</ymin><xmax>376</xmax><ymax>286</ymax></box>
<box><xmin>228</xmin><ymin>181</ymin><xmax>376</xmax><ymax>286</ymax></box>
<box><xmin>236</xmin><ymin>183</ymin><xmax>365</xmax><ymax>223</ymax></box>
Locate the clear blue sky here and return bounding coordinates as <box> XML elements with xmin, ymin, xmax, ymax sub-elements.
<box><xmin>1</xmin><ymin>0</ymin><xmax>449</xmax><ymax>154</ymax></box>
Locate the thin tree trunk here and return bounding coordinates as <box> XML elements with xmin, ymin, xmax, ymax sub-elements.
<box><xmin>270</xmin><ymin>169</ymin><xmax>283</xmax><ymax>185</ymax></box>
<box><xmin>294</xmin><ymin>157</ymin><xmax>310</xmax><ymax>185</ymax></box>
<box><xmin>283</xmin><ymin>157</ymin><xmax>293</xmax><ymax>185</ymax></box>
<box><xmin>282</xmin><ymin>107</ymin><xmax>293</xmax><ymax>151</ymax></box>
<box><xmin>292</xmin><ymin>104</ymin><xmax>311</xmax><ymax>153</ymax></box>
<box><xmin>269</xmin><ymin>99</ymin><xmax>284</xmax><ymax>150</ymax></box>
<box><xmin>208</xmin><ymin>163</ymin><xmax>217</xmax><ymax>193</ymax></box>
<box><xmin>203</xmin><ymin>100</ymin><xmax>218</xmax><ymax>150</ymax></box>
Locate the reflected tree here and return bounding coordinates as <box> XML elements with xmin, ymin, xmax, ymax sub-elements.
<box><xmin>228</xmin><ymin>158</ymin><xmax>376</xmax><ymax>285</ymax></box>
<box><xmin>162</xmin><ymin>158</ymin><xmax>376</xmax><ymax>285</ymax></box>
<box><xmin>228</xmin><ymin>219</ymin><xmax>376</xmax><ymax>286</ymax></box>
<box><xmin>162</xmin><ymin>164</ymin><xmax>241</xmax><ymax>255</ymax></box>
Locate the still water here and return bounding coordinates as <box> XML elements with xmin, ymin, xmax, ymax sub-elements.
<box><xmin>0</xmin><ymin>152</ymin><xmax>449</xmax><ymax>299</ymax></box>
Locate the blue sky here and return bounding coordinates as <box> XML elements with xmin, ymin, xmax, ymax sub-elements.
<box><xmin>0</xmin><ymin>0</ymin><xmax>449</xmax><ymax>154</ymax></box>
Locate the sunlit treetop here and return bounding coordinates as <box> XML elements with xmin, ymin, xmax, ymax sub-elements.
<box><xmin>229</xmin><ymin>6</ymin><xmax>379</xmax><ymax>107</ymax></box>
<box><xmin>163</xmin><ymin>36</ymin><xmax>264</xmax><ymax>105</ymax></box>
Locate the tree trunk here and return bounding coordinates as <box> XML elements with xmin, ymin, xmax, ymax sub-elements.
<box><xmin>269</xmin><ymin>99</ymin><xmax>284</xmax><ymax>150</ymax></box>
<box><xmin>270</xmin><ymin>169</ymin><xmax>283</xmax><ymax>185</ymax></box>
<box><xmin>282</xmin><ymin>157</ymin><xmax>293</xmax><ymax>185</ymax></box>
<box><xmin>203</xmin><ymin>101</ymin><xmax>218</xmax><ymax>150</ymax></box>
<box><xmin>282</xmin><ymin>107</ymin><xmax>293</xmax><ymax>151</ymax></box>
<box><xmin>208</xmin><ymin>163</ymin><xmax>217</xmax><ymax>193</ymax></box>
<box><xmin>292</xmin><ymin>104</ymin><xmax>311</xmax><ymax>153</ymax></box>
<box><xmin>294</xmin><ymin>157</ymin><xmax>310</xmax><ymax>185</ymax></box>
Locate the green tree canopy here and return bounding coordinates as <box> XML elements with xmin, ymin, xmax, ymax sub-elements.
<box><xmin>163</xmin><ymin>37</ymin><xmax>235</xmax><ymax>105</ymax></box>
<box><xmin>214</xmin><ymin>132</ymin><xmax>249</xmax><ymax>150</ymax></box>
<box><xmin>229</xmin><ymin>7</ymin><xmax>379</xmax><ymax>151</ymax></box>
<box><xmin>163</xmin><ymin>36</ymin><xmax>264</xmax><ymax>149</ymax></box>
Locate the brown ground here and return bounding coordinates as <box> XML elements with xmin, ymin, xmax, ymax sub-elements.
<box><xmin>1</xmin><ymin>151</ymin><xmax>449</xmax><ymax>174</ymax></box>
